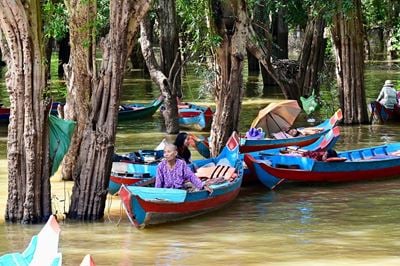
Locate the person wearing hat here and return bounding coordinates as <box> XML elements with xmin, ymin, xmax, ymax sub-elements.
<box><xmin>376</xmin><ymin>80</ymin><xmax>398</xmax><ymax>109</ymax></box>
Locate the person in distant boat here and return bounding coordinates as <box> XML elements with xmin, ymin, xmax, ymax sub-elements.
<box><xmin>377</xmin><ymin>80</ymin><xmax>398</xmax><ymax>109</ymax></box>
<box><xmin>322</xmin><ymin>149</ymin><xmax>338</xmax><ymax>161</ymax></box>
<box><xmin>286</xmin><ymin>128</ymin><xmax>301</xmax><ymax>137</ymax></box>
<box><xmin>302</xmin><ymin>149</ymin><xmax>338</xmax><ymax>161</ymax></box>
<box><xmin>156</xmin><ymin>143</ymin><xmax>212</xmax><ymax>192</ymax></box>
<box><xmin>174</xmin><ymin>132</ymin><xmax>193</xmax><ymax>164</ymax></box>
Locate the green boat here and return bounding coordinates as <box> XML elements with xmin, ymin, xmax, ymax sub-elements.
<box><xmin>118</xmin><ymin>96</ymin><xmax>163</xmax><ymax>121</ymax></box>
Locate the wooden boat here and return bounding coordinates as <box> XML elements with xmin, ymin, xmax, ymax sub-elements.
<box><xmin>244</xmin><ymin>142</ymin><xmax>400</xmax><ymax>190</ymax></box>
<box><xmin>118</xmin><ymin>96</ymin><xmax>163</xmax><ymax>121</ymax></box>
<box><xmin>119</xmin><ymin>132</ymin><xmax>243</xmax><ymax>228</ymax></box>
<box><xmin>0</xmin><ymin>102</ymin><xmax>61</xmax><ymax>124</ymax></box>
<box><xmin>192</xmin><ymin>109</ymin><xmax>343</xmax><ymax>157</ymax></box>
<box><xmin>108</xmin><ymin>162</ymin><xmax>158</xmax><ymax>195</ymax></box>
<box><xmin>242</xmin><ymin>126</ymin><xmax>341</xmax><ymax>185</ymax></box>
<box><xmin>370</xmin><ymin>100</ymin><xmax>400</xmax><ymax>123</ymax></box>
<box><xmin>0</xmin><ymin>215</ymin><xmax>62</xmax><ymax>266</ymax></box>
<box><xmin>178</xmin><ymin>103</ymin><xmax>213</xmax><ymax>130</ymax></box>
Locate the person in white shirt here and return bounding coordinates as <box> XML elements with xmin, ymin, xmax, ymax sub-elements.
<box><xmin>377</xmin><ymin>80</ymin><xmax>398</xmax><ymax>109</ymax></box>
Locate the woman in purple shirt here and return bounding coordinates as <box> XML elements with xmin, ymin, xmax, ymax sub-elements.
<box><xmin>156</xmin><ymin>144</ymin><xmax>212</xmax><ymax>192</ymax></box>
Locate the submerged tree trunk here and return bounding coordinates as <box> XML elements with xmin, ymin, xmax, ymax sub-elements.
<box><xmin>61</xmin><ymin>1</ymin><xmax>94</xmax><ymax>182</ymax></box>
<box><xmin>65</xmin><ymin>0</ymin><xmax>151</xmax><ymax>220</ymax></box>
<box><xmin>297</xmin><ymin>16</ymin><xmax>326</xmax><ymax>97</ymax></box>
<box><xmin>331</xmin><ymin>0</ymin><xmax>368</xmax><ymax>124</ymax></box>
<box><xmin>158</xmin><ymin>0</ymin><xmax>181</xmax><ymax>99</ymax></box>
<box><xmin>0</xmin><ymin>0</ymin><xmax>51</xmax><ymax>223</ymax></box>
<box><xmin>248</xmin><ymin>12</ymin><xmax>326</xmax><ymax>102</ymax></box>
<box><xmin>260</xmin><ymin>9</ymin><xmax>288</xmax><ymax>87</ymax></box>
<box><xmin>140</xmin><ymin>15</ymin><xmax>180</xmax><ymax>134</ymax></box>
<box><xmin>208</xmin><ymin>0</ymin><xmax>248</xmax><ymax>156</ymax></box>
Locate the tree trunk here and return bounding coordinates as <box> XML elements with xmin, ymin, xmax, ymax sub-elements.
<box><xmin>140</xmin><ymin>15</ymin><xmax>180</xmax><ymax>134</ymax></box>
<box><xmin>297</xmin><ymin>16</ymin><xmax>326</xmax><ymax>97</ymax></box>
<box><xmin>65</xmin><ymin>0</ymin><xmax>151</xmax><ymax>220</ymax></box>
<box><xmin>331</xmin><ymin>0</ymin><xmax>368</xmax><ymax>124</ymax></box>
<box><xmin>158</xmin><ymin>0</ymin><xmax>182</xmax><ymax>98</ymax></box>
<box><xmin>208</xmin><ymin>0</ymin><xmax>248</xmax><ymax>156</ymax></box>
<box><xmin>247</xmin><ymin>27</ymin><xmax>300</xmax><ymax>100</ymax></box>
<box><xmin>61</xmin><ymin>1</ymin><xmax>94</xmax><ymax>182</ymax></box>
<box><xmin>0</xmin><ymin>0</ymin><xmax>52</xmax><ymax>223</ymax></box>
<box><xmin>248</xmin><ymin>11</ymin><xmax>327</xmax><ymax>102</ymax></box>
<box><xmin>260</xmin><ymin>9</ymin><xmax>288</xmax><ymax>87</ymax></box>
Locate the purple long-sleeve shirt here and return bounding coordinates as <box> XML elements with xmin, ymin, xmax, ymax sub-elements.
<box><xmin>155</xmin><ymin>159</ymin><xmax>203</xmax><ymax>189</ymax></box>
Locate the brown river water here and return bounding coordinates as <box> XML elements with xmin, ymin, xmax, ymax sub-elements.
<box><xmin>0</xmin><ymin>66</ymin><xmax>400</xmax><ymax>265</ymax></box>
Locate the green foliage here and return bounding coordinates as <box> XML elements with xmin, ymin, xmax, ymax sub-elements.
<box><xmin>362</xmin><ymin>0</ymin><xmax>400</xmax><ymax>54</ymax></box>
<box><xmin>42</xmin><ymin>0</ymin><xmax>69</xmax><ymax>41</ymax></box>
<box><xmin>176</xmin><ymin>0</ymin><xmax>221</xmax><ymax>59</ymax></box>
<box><xmin>95</xmin><ymin>0</ymin><xmax>110</xmax><ymax>38</ymax></box>
<box><xmin>176</xmin><ymin>0</ymin><xmax>222</xmax><ymax>93</ymax></box>
<box><xmin>194</xmin><ymin>66</ymin><xmax>216</xmax><ymax>98</ymax></box>
<box><xmin>42</xmin><ymin>0</ymin><xmax>110</xmax><ymax>41</ymax></box>
<box><xmin>318</xmin><ymin>61</ymin><xmax>340</xmax><ymax>116</ymax></box>
<box><xmin>362</xmin><ymin>0</ymin><xmax>389</xmax><ymax>29</ymax></box>
<box><xmin>391</xmin><ymin>25</ymin><xmax>400</xmax><ymax>53</ymax></box>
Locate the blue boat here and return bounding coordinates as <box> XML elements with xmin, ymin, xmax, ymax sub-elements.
<box><xmin>244</xmin><ymin>142</ymin><xmax>400</xmax><ymax>190</ymax></box>
<box><xmin>192</xmin><ymin>109</ymin><xmax>343</xmax><ymax>157</ymax></box>
<box><xmin>0</xmin><ymin>216</ymin><xmax>62</xmax><ymax>266</ymax></box>
<box><xmin>118</xmin><ymin>96</ymin><xmax>163</xmax><ymax>121</ymax></box>
<box><xmin>161</xmin><ymin>102</ymin><xmax>214</xmax><ymax>131</ymax></box>
<box><xmin>0</xmin><ymin>102</ymin><xmax>61</xmax><ymax>124</ymax></box>
<box><xmin>119</xmin><ymin>132</ymin><xmax>243</xmax><ymax>228</ymax></box>
<box><xmin>109</xmin><ymin>162</ymin><xmax>158</xmax><ymax>195</ymax></box>
<box><xmin>242</xmin><ymin>126</ymin><xmax>340</xmax><ymax>185</ymax></box>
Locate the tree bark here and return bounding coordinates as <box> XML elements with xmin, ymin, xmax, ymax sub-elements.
<box><xmin>208</xmin><ymin>0</ymin><xmax>248</xmax><ymax>156</ymax></box>
<box><xmin>296</xmin><ymin>16</ymin><xmax>326</xmax><ymax>97</ymax></box>
<box><xmin>260</xmin><ymin>9</ymin><xmax>288</xmax><ymax>87</ymax></box>
<box><xmin>0</xmin><ymin>0</ymin><xmax>52</xmax><ymax>223</ymax></box>
<box><xmin>140</xmin><ymin>15</ymin><xmax>180</xmax><ymax>134</ymax></box>
<box><xmin>331</xmin><ymin>0</ymin><xmax>368</xmax><ymax>124</ymax></box>
<box><xmin>247</xmin><ymin>26</ymin><xmax>299</xmax><ymax>100</ymax></box>
<box><xmin>61</xmin><ymin>0</ymin><xmax>94</xmax><ymax>182</ymax></box>
<box><xmin>158</xmin><ymin>0</ymin><xmax>182</xmax><ymax>98</ymax></box>
<box><xmin>247</xmin><ymin>12</ymin><xmax>326</xmax><ymax>102</ymax></box>
<box><xmin>65</xmin><ymin>0</ymin><xmax>151</xmax><ymax>220</ymax></box>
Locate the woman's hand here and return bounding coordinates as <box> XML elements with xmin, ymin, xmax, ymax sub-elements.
<box><xmin>204</xmin><ymin>184</ymin><xmax>213</xmax><ymax>194</ymax></box>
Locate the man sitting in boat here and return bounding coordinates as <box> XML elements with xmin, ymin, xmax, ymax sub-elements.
<box><xmin>377</xmin><ymin>80</ymin><xmax>398</xmax><ymax>109</ymax></box>
<box><xmin>156</xmin><ymin>143</ymin><xmax>212</xmax><ymax>192</ymax></box>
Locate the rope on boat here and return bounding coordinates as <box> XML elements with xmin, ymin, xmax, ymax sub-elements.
<box><xmin>105</xmin><ymin>193</ymin><xmax>113</xmax><ymax>223</ymax></box>
<box><xmin>116</xmin><ymin>200</ymin><xmax>124</xmax><ymax>226</ymax></box>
